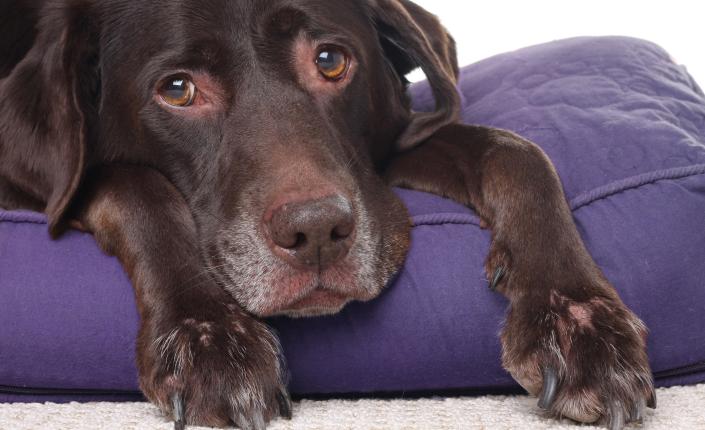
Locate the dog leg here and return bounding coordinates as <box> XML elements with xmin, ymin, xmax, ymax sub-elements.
<box><xmin>69</xmin><ymin>165</ymin><xmax>290</xmax><ymax>429</ymax></box>
<box><xmin>385</xmin><ymin>124</ymin><xmax>655</xmax><ymax>429</ymax></box>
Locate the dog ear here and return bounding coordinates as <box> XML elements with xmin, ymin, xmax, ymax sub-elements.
<box><xmin>1</xmin><ymin>1</ymin><xmax>100</xmax><ymax>236</ymax></box>
<box><xmin>367</xmin><ymin>0</ymin><xmax>461</xmax><ymax>150</ymax></box>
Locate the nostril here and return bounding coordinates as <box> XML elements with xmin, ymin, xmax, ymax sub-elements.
<box><xmin>274</xmin><ymin>231</ymin><xmax>307</xmax><ymax>250</ymax></box>
<box><xmin>331</xmin><ymin>223</ymin><xmax>353</xmax><ymax>242</ymax></box>
<box><xmin>266</xmin><ymin>193</ymin><xmax>355</xmax><ymax>269</ymax></box>
<box><xmin>292</xmin><ymin>232</ymin><xmax>307</xmax><ymax>249</ymax></box>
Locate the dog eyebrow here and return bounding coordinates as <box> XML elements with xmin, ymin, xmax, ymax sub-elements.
<box><xmin>305</xmin><ymin>31</ymin><xmax>358</xmax><ymax>51</ymax></box>
<box><xmin>139</xmin><ymin>39</ymin><xmax>245</xmax><ymax>87</ymax></box>
<box><xmin>260</xmin><ymin>5</ymin><xmax>362</xmax><ymax>49</ymax></box>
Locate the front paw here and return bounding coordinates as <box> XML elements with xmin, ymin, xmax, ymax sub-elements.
<box><xmin>138</xmin><ymin>302</ymin><xmax>290</xmax><ymax>429</ymax></box>
<box><xmin>499</xmin><ymin>272</ymin><xmax>655</xmax><ymax>429</ymax></box>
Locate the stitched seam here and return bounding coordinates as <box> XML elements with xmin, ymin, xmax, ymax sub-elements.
<box><xmin>0</xmin><ymin>215</ymin><xmax>48</xmax><ymax>225</ymax></box>
<box><xmin>2</xmin><ymin>167</ymin><xmax>704</xmax><ymax>229</ymax></box>
<box><xmin>411</xmin><ymin>213</ymin><xmax>481</xmax><ymax>228</ymax></box>
<box><xmin>411</xmin><ymin>165</ymin><xmax>705</xmax><ymax>227</ymax></box>
<box><xmin>569</xmin><ymin>164</ymin><xmax>705</xmax><ymax>211</ymax></box>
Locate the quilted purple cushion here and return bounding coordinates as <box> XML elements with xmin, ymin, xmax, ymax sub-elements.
<box><xmin>2</xmin><ymin>36</ymin><xmax>705</xmax><ymax>402</ymax></box>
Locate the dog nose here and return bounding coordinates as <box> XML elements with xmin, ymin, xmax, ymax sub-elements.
<box><xmin>267</xmin><ymin>194</ymin><xmax>355</xmax><ymax>270</ymax></box>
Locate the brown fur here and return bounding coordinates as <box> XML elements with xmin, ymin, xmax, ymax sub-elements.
<box><xmin>0</xmin><ymin>1</ymin><xmax>653</xmax><ymax>428</ymax></box>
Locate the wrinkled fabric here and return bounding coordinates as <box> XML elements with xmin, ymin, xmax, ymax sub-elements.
<box><xmin>1</xmin><ymin>37</ymin><xmax>704</xmax><ymax>402</ymax></box>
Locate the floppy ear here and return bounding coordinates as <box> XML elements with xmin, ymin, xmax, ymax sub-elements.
<box><xmin>1</xmin><ymin>1</ymin><xmax>100</xmax><ymax>236</ymax></box>
<box><xmin>367</xmin><ymin>0</ymin><xmax>461</xmax><ymax>150</ymax></box>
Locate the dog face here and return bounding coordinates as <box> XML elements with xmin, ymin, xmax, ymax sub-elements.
<box><xmin>3</xmin><ymin>0</ymin><xmax>460</xmax><ymax>317</ymax></box>
<box><xmin>97</xmin><ymin>0</ymin><xmax>415</xmax><ymax>318</ymax></box>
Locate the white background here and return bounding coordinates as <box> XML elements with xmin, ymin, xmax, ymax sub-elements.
<box><xmin>408</xmin><ymin>0</ymin><xmax>705</xmax><ymax>86</ymax></box>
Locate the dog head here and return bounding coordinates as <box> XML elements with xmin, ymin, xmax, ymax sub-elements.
<box><xmin>8</xmin><ymin>0</ymin><xmax>459</xmax><ymax>317</ymax></box>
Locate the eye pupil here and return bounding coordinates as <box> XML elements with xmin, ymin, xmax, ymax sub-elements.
<box><xmin>316</xmin><ymin>48</ymin><xmax>347</xmax><ymax>80</ymax></box>
<box><xmin>317</xmin><ymin>51</ymin><xmax>334</xmax><ymax>67</ymax></box>
<box><xmin>163</xmin><ymin>79</ymin><xmax>186</xmax><ymax>99</ymax></box>
<box><xmin>159</xmin><ymin>75</ymin><xmax>196</xmax><ymax>107</ymax></box>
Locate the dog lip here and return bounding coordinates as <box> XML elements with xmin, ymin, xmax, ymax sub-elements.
<box><xmin>282</xmin><ymin>287</ymin><xmax>350</xmax><ymax>313</ymax></box>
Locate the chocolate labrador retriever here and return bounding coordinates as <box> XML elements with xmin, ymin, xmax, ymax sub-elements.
<box><xmin>0</xmin><ymin>0</ymin><xmax>655</xmax><ymax>428</ymax></box>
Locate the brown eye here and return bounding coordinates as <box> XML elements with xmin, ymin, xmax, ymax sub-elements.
<box><xmin>315</xmin><ymin>47</ymin><xmax>348</xmax><ymax>81</ymax></box>
<box><xmin>158</xmin><ymin>75</ymin><xmax>196</xmax><ymax>107</ymax></box>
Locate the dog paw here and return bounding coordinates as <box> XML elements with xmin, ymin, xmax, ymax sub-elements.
<box><xmin>138</xmin><ymin>303</ymin><xmax>290</xmax><ymax>429</ymax></box>
<box><xmin>495</xmin><ymin>266</ymin><xmax>655</xmax><ymax>429</ymax></box>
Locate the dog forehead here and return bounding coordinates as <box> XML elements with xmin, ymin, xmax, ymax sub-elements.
<box><xmin>100</xmin><ymin>0</ymin><xmax>374</xmax><ymax>70</ymax></box>
<box><xmin>105</xmin><ymin>0</ymin><xmax>370</xmax><ymax>34</ymax></box>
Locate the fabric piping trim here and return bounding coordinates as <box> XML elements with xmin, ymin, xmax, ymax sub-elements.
<box><xmin>1</xmin><ymin>164</ymin><xmax>704</xmax><ymax>229</ymax></box>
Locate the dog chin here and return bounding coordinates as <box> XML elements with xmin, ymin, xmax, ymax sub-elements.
<box><xmin>275</xmin><ymin>303</ymin><xmax>349</xmax><ymax>319</ymax></box>
<box><xmin>267</xmin><ymin>287</ymin><xmax>355</xmax><ymax>318</ymax></box>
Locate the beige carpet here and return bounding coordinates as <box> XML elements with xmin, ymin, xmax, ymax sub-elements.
<box><xmin>1</xmin><ymin>384</ymin><xmax>704</xmax><ymax>429</ymax></box>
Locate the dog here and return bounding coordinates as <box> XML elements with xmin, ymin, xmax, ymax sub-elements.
<box><xmin>0</xmin><ymin>1</ymin><xmax>656</xmax><ymax>429</ymax></box>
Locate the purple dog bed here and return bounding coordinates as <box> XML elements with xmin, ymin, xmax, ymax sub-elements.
<box><xmin>2</xmin><ymin>36</ymin><xmax>705</xmax><ymax>403</ymax></box>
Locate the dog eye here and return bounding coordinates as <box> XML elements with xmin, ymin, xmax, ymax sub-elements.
<box><xmin>158</xmin><ymin>75</ymin><xmax>197</xmax><ymax>107</ymax></box>
<box><xmin>315</xmin><ymin>46</ymin><xmax>348</xmax><ymax>81</ymax></box>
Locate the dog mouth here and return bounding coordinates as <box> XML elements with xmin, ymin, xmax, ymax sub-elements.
<box><xmin>257</xmin><ymin>266</ymin><xmax>378</xmax><ymax>318</ymax></box>
<box><xmin>273</xmin><ymin>287</ymin><xmax>353</xmax><ymax>318</ymax></box>
<box><xmin>214</xmin><ymin>187</ymin><xmax>411</xmax><ymax>319</ymax></box>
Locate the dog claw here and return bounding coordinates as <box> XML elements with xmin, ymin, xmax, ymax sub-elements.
<box><xmin>631</xmin><ymin>398</ymin><xmax>646</xmax><ymax>423</ymax></box>
<box><xmin>252</xmin><ymin>410</ymin><xmax>266</xmax><ymax>430</ymax></box>
<box><xmin>537</xmin><ymin>366</ymin><xmax>558</xmax><ymax>410</ymax></box>
<box><xmin>172</xmin><ymin>393</ymin><xmax>185</xmax><ymax>430</ymax></box>
<box><xmin>277</xmin><ymin>389</ymin><xmax>293</xmax><ymax>419</ymax></box>
<box><xmin>232</xmin><ymin>410</ymin><xmax>265</xmax><ymax>430</ymax></box>
<box><xmin>609</xmin><ymin>401</ymin><xmax>625</xmax><ymax>430</ymax></box>
<box><xmin>490</xmin><ymin>266</ymin><xmax>506</xmax><ymax>291</ymax></box>
<box><xmin>647</xmin><ymin>389</ymin><xmax>657</xmax><ymax>409</ymax></box>
<box><xmin>232</xmin><ymin>412</ymin><xmax>251</xmax><ymax>430</ymax></box>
